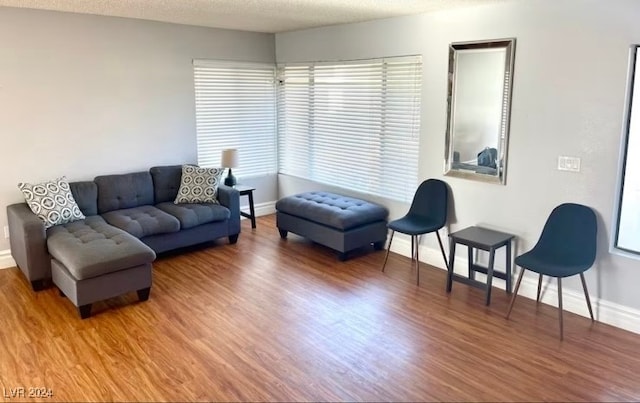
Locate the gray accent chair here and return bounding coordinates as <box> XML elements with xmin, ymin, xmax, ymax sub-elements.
<box><xmin>7</xmin><ymin>165</ymin><xmax>241</xmax><ymax>318</ymax></box>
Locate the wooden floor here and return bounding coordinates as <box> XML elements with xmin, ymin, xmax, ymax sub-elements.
<box><xmin>1</xmin><ymin>214</ymin><xmax>640</xmax><ymax>402</ymax></box>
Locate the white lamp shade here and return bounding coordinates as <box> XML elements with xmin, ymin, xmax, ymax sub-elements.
<box><xmin>221</xmin><ymin>149</ymin><xmax>239</xmax><ymax>168</ymax></box>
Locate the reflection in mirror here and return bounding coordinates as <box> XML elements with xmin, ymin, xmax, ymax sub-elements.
<box><xmin>444</xmin><ymin>38</ymin><xmax>516</xmax><ymax>184</ymax></box>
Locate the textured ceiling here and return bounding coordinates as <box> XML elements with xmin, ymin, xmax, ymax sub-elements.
<box><xmin>0</xmin><ymin>0</ymin><xmax>507</xmax><ymax>33</ymax></box>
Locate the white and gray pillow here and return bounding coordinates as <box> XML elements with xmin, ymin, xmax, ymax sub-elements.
<box><xmin>174</xmin><ymin>165</ymin><xmax>224</xmax><ymax>204</ymax></box>
<box><xmin>18</xmin><ymin>176</ymin><xmax>85</xmax><ymax>229</ymax></box>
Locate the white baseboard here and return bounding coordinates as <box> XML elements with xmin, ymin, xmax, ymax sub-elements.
<box><xmin>254</xmin><ymin>201</ymin><xmax>276</xmax><ymax>217</ymax></box>
<box><xmin>240</xmin><ymin>200</ymin><xmax>276</xmax><ymax>219</ymax></box>
<box><xmin>0</xmin><ymin>249</ymin><xmax>16</xmax><ymax>270</ymax></box>
<box><xmin>390</xmin><ymin>236</ymin><xmax>640</xmax><ymax>335</ymax></box>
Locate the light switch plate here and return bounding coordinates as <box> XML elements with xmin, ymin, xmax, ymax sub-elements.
<box><xmin>3</xmin><ymin>225</ymin><xmax>9</xmax><ymax>239</ymax></box>
<box><xmin>558</xmin><ymin>156</ymin><xmax>581</xmax><ymax>172</ymax></box>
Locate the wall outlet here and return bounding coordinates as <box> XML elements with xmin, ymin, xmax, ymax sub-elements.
<box><xmin>558</xmin><ymin>156</ymin><xmax>581</xmax><ymax>172</ymax></box>
<box><xmin>3</xmin><ymin>225</ymin><xmax>9</xmax><ymax>239</ymax></box>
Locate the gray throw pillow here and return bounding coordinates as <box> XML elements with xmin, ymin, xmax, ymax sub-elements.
<box><xmin>174</xmin><ymin>165</ymin><xmax>224</xmax><ymax>204</ymax></box>
<box><xmin>18</xmin><ymin>176</ymin><xmax>86</xmax><ymax>228</ymax></box>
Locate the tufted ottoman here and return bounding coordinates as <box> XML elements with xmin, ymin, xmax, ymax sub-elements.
<box><xmin>47</xmin><ymin>216</ymin><xmax>156</xmax><ymax>318</ymax></box>
<box><xmin>275</xmin><ymin>191</ymin><xmax>389</xmax><ymax>260</ymax></box>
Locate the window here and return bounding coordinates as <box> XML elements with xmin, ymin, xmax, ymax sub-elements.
<box><xmin>277</xmin><ymin>56</ymin><xmax>422</xmax><ymax>202</ymax></box>
<box><xmin>615</xmin><ymin>45</ymin><xmax>640</xmax><ymax>255</ymax></box>
<box><xmin>193</xmin><ymin>60</ymin><xmax>277</xmax><ymax>178</ymax></box>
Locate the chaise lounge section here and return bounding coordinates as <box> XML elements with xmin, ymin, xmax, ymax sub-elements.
<box><xmin>48</xmin><ymin>215</ymin><xmax>155</xmax><ymax>318</ymax></box>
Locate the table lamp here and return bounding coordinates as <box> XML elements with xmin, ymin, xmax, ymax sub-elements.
<box><xmin>221</xmin><ymin>148</ymin><xmax>239</xmax><ymax>187</ymax></box>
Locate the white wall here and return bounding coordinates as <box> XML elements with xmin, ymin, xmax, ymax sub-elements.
<box><xmin>276</xmin><ymin>0</ymin><xmax>640</xmax><ymax>312</ymax></box>
<box><xmin>0</xmin><ymin>7</ymin><xmax>276</xmax><ymax>253</ymax></box>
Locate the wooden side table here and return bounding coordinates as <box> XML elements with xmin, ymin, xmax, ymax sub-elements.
<box><xmin>446</xmin><ymin>226</ymin><xmax>515</xmax><ymax>305</ymax></box>
<box><xmin>234</xmin><ymin>185</ymin><xmax>256</xmax><ymax>229</ymax></box>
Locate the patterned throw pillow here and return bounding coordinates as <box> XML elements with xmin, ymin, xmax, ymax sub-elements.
<box><xmin>18</xmin><ymin>177</ymin><xmax>86</xmax><ymax>229</ymax></box>
<box><xmin>174</xmin><ymin>165</ymin><xmax>224</xmax><ymax>204</ymax></box>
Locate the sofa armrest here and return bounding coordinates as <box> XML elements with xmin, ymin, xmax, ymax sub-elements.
<box><xmin>7</xmin><ymin>203</ymin><xmax>51</xmax><ymax>285</ymax></box>
<box><xmin>217</xmin><ymin>185</ymin><xmax>241</xmax><ymax>236</ymax></box>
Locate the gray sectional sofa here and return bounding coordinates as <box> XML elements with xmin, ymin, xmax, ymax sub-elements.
<box><xmin>7</xmin><ymin>165</ymin><xmax>240</xmax><ymax>318</ymax></box>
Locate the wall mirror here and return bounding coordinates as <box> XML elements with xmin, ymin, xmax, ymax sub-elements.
<box><xmin>444</xmin><ymin>38</ymin><xmax>516</xmax><ymax>184</ymax></box>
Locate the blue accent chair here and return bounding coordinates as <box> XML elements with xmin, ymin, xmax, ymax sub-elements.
<box><xmin>381</xmin><ymin>179</ymin><xmax>449</xmax><ymax>285</ymax></box>
<box><xmin>506</xmin><ymin>203</ymin><xmax>597</xmax><ymax>340</ymax></box>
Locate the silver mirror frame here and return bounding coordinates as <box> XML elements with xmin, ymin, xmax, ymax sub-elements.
<box><xmin>444</xmin><ymin>38</ymin><xmax>516</xmax><ymax>184</ymax></box>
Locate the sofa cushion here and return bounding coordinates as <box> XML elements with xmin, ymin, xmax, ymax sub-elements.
<box><xmin>101</xmin><ymin>205</ymin><xmax>180</xmax><ymax>238</ymax></box>
<box><xmin>18</xmin><ymin>177</ymin><xmax>85</xmax><ymax>229</ymax></box>
<box><xmin>47</xmin><ymin>215</ymin><xmax>156</xmax><ymax>280</ymax></box>
<box><xmin>70</xmin><ymin>181</ymin><xmax>98</xmax><ymax>216</ymax></box>
<box><xmin>156</xmin><ymin>202</ymin><xmax>231</xmax><ymax>229</ymax></box>
<box><xmin>150</xmin><ymin>165</ymin><xmax>184</xmax><ymax>204</ymax></box>
<box><xmin>174</xmin><ymin>165</ymin><xmax>224</xmax><ymax>204</ymax></box>
<box><xmin>95</xmin><ymin>171</ymin><xmax>154</xmax><ymax>214</ymax></box>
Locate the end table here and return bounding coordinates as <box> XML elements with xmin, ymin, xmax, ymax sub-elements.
<box><xmin>234</xmin><ymin>185</ymin><xmax>256</xmax><ymax>229</ymax></box>
<box><xmin>446</xmin><ymin>226</ymin><xmax>515</xmax><ymax>306</ymax></box>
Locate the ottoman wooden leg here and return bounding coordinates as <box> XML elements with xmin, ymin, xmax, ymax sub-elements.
<box><xmin>31</xmin><ymin>279</ymin><xmax>46</xmax><ymax>291</ymax></box>
<box><xmin>137</xmin><ymin>287</ymin><xmax>151</xmax><ymax>301</ymax></box>
<box><xmin>79</xmin><ymin>304</ymin><xmax>92</xmax><ymax>319</ymax></box>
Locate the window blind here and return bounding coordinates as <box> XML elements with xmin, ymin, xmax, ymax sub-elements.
<box><xmin>277</xmin><ymin>56</ymin><xmax>422</xmax><ymax>202</ymax></box>
<box><xmin>193</xmin><ymin>60</ymin><xmax>277</xmax><ymax>178</ymax></box>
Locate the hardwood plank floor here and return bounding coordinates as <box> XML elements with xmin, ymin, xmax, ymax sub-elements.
<box><xmin>1</xmin><ymin>214</ymin><xmax>640</xmax><ymax>402</ymax></box>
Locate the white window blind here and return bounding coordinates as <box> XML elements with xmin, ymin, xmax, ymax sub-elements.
<box><xmin>193</xmin><ymin>60</ymin><xmax>277</xmax><ymax>178</ymax></box>
<box><xmin>277</xmin><ymin>56</ymin><xmax>422</xmax><ymax>202</ymax></box>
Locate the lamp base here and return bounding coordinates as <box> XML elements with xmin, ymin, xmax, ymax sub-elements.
<box><xmin>224</xmin><ymin>169</ymin><xmax>236</xmax><ymax>187</ymax></box>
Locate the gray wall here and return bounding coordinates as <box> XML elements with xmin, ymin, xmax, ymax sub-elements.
<box><xmin>0</xmin><ymin>7</ymin><xmax>277</xmax><ymax>253</ymax></box>
<box><xmin>276</xmin><ymin>0</ymin><xmax>640</xmax><ymax>311</ymax></box>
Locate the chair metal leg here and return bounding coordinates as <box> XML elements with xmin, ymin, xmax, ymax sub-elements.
<box><xmin>505</xmin><ymin>241</ymin><xmax>513</xmax><ymax>293</ymax></box>
<box><xmin>506</xmin><ymin>267</ymin><xmax>526</xmax><ymax>319</ymax></box>
<box><xmin>580</xmin><ymin>273</ymin><xmax>595</xmax><ymax>321</ymax></box>
<box><xmin>409</xmin><ymin>235</ymin><xmax>414</xmax><ymax>266</ymax></box>
<box><xmin>536</xmin><ymin>273</ymin><xmax>543</xmax><ymax>302</ymax></box>
<box><xmin>381</xmin><ymin>231</ymin><xmax>395</xmax><ymax>273</ymax></box>
<box><xmin>435</xmin><ymin>230</ymin><xmax>449</xmax><ymax>268</ymax></box>
<box><xmin>446</xmin><ymin>239</ymin><xmax>456</xmax><ymax>293</ymax></box>
<box><xmin>414</xmin><ymin>235</ymin><xmax>421</xmax><ymax>262</ymax></box>
<box><xmin>411</xmin><ymin>235</ymin><xmax>416</xmax><ymax>261</ymax></box>
<box><xmin>558</xmin><ymin>277</ymin><xmax>564</xmax><ymax>340</ymax></box>
<box><xmin>415</xmin><ymin>235</ymin><xmax>420</xmax><ymax>286</ymax></box>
